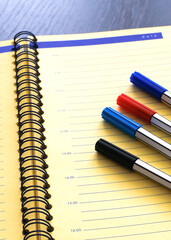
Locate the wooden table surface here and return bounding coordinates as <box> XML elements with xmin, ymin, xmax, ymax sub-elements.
<box><xmin>0</xmin><ymin>0</ymin><xmax>171</xmax><ymax>41</ymax></box>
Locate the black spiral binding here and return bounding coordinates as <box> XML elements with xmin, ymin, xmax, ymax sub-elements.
<box><xmin>14</xmin><ymin>31</ymin><xmax>54</xmax><ymax>240</ymax></box>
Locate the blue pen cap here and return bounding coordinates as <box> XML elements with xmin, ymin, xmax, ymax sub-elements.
<box><xmin>102</xmin><ymin>107</ymin><xmax>141</xmax><ymax>138</ymax></box>
<box><xmin>130</xmin><ymin>71</ymin><xmax>168</xmax><ymax>100</ymax></box>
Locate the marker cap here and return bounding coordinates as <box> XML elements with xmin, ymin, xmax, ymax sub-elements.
<box><xmin>95</xmin><ymin>138</ymin><xmax>138</xmax><ymax>169</ymax></box>
<box><xmin>102</xmin><ymin>107</ymin><xmax>141</xmax><ymax>138</ymax></box>
<box><xmin>117</xmin><ymin>94</ymin><xmax>156</xmax><ymax>122</ymax></box>
<box><xmin>130</xmin><ymin>71</ymin><xmax>168</xmax><ymax>100</ymax></box>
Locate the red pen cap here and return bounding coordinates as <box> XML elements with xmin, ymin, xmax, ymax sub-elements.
<box><xmin>117</xmin><ymin>94</ymin><xmax>156</xmax><ymax>123</ymax></box>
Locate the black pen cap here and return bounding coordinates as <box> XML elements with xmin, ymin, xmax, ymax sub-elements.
<box><xmin>95</xmin><ymin>138</ymin><xmax>139</xmax><ymax>169</ymax></box>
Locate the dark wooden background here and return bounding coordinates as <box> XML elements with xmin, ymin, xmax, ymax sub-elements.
<box><xmin>0</xmin><ymin>0</ymin><xmax>171</xmax><ymax>40</ymax></box>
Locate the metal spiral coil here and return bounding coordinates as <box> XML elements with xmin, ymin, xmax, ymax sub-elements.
<box><xmin>14</xmin><ymin>31</ymin><xmax>54</xmax><ymax>240</ymax></box>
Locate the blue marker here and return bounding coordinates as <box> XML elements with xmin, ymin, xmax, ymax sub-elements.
<box><xmin>130</xmin><ymin>72</ymin><xmax>171</xmax><ymax>107</ymax></box>
<box><xmin>102</xmin><ymin>107</ymin><xmax>171</xmax><ymax>158</ymax></box>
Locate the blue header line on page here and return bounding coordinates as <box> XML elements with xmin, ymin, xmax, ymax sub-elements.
<box><xmin>0</xmin><ymin>45</ymin><xmax>13</xmax><ymax>53</ymax></box>
<box><xmin>0</xmin><ymin>32</ymin><xmax>163</xmax><ymax>53</ymax></box>
<box><xmin>37</xmin><ymin>32</ymin><xmax>163</xmax><ymax>48</ymax></box>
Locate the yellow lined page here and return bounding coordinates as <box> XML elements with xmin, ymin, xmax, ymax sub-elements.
<box><xmin>0</xmin><ymin>41</ymin><xmax>22</xmax><ymax>239</ymax></box>
<box><xmin>39</xmin><ymin>27</ymin><xmax>171</xmax><ymax>240</ymax></box>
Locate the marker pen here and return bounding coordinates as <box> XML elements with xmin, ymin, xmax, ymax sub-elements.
<box><xmin>130</xmin><ymin>71</ymin><xmax>171</xmax><ymax>107</ymax></box>
<box><xmin>102</xmin><ymin>107</ymin><xmax>171</xmax><ymax>158</ymax></box>
<box><xmin>117</xmin><ymin>94</ymin><xmax>171</xmax><ymax>135</ymax></box>
<box><xmin>95</xmin><ymin>138</ymin><xmax>171</xmax><ymax>190</ymax></box>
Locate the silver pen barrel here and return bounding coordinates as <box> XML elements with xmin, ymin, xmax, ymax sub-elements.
<box><xmin>161</xmin><ymin>91</ymin><xmax>171</xmax><ymax>107</ymax></box>
<box><xmin>151</xmin><ymin>113</ymin><xmax>171</xmax><ymax>135</ymax></box>
<box><xmin>133</xmin><ymin>159</ymin><xmax>171</xmax><ymax>189</ymax></box>
<box><xmin>135</xmin><ymin>127</ymin><xmax>171</xmax><ymax>158</ymax></box>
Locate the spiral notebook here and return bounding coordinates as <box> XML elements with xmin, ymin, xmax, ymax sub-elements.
<box><xmin>0</xmin><ymin>27</ymin><xmax>171</xmax><ymax>240</ymax></box>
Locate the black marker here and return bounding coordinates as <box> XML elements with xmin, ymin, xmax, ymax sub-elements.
<box><xmin>95</xmin><ymin>139</ymin><xmax>171</xmax><ymax>190</ymax></box>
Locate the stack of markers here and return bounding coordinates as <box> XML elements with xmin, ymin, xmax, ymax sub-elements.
<box><xmin>95</xmin><ymin>72</ymin><xmax>171</xmax><ymax>190</ymax></box>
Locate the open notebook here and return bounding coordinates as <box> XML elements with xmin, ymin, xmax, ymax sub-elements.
<box><xmin>0</xmin><ymin>27</ymin><xmax>170</xmax><ymax>240</ymax></box>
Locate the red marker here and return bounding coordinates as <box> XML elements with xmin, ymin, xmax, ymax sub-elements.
<box><xmin>117</xmin><ymin>94</ymin><xmax>171</xmax><ymax>135</ymax></box>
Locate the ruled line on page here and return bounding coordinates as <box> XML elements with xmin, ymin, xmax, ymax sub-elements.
<box><xmin>74</xmin><ymin>161</ymin><xmax>170</xmax><ymax>176</ymax></box>
<box><xmin>82</xmin><ymin>210</ymin><xmax>171</xmax><ymax>222</ymax></box>
<box><xmin>67</xmin><ymin>105</ymin><xmax>170</xmax><ymax>112</ymax></box>
<box><xmin>77</xmin><ymin>178</ymin><xmax>149</xmax><ymax>186</ymax></box>
<box><xmin>69</xmin><ymin>126</ymin><xmax>161</xmax><ymax>134</ymax></box>
<box><xmin>75</xmin><ymin>165</ymin><xmax>119</xmax><ymax>170</ymax></box>
<box><xmin>55</xmin><ymin>38</ymin><xmax>171</xmax><ymax>51</ymax></box>
<box><xmin>76</xmin><ymin>172</ymin><xmax>139</xmax><ymax>179</ymax></box>
<box><xmin>61</xmin><ymin>62</ymin><xmax>171</xmax><ymax>74</ymax></box>
<box><xmin>78</xmin><ymin>185</ymin><xmax>158</xmax><ymax>196</ymax></box>
<box><xmin>74</xmin><ymin>156</ymin><xmax>168</xmax><ymax>163</ymax></box>
<box><xmin>72</xmin><ymin>151</ymin><xmax>164</xmax><ymax>158</ymax></box>
<box><xmin>60</xmin><ymin>43</ymin><xmax>171</xmax><ymax>57</ymax></box>
<box><xmin>63</xmin><ymin>56</ymin><xmax>171</xmax><ymax>70</ymax></box>
<box><xmin>84</xmin><ymin>230</ymin><xmax>171</xmax><ymax>240</ymax></box>
<box><xmin>70</xmin><ymin>130</ymin><xmax>169</xmax><ymax>139</ymax></box>
<box><xmin>58</xmin><ymin>47</ymin><xmax>171</xmax><ymax>63</ymax></box>
<box><xmin>65</xmin><ymin>94</ymin><xmax>168</xmax><ymax>102</ymax></box>
<box><xmin>81</xmin><ymin>201</ymin><xmax>171</xmax><ymax>213</ymax></box>
<box><xmin>63</xmin><ymin>52</ymin><xmax>171</xmax><ymax>65</ymax></box>
<box><xmin>57</xmin><ymin>44</ymin><xmax>171</xmax><ymax>58</ymax></box>
<box><xmin>83</xmin><ymin>220</ymin><xmax>171</xmax><ymax>231</ymax></box>
<box><xmin>75</xmin><ymin>169</ymin><xmax>170</xmax><ymax>182</ymax></box>
<box><xmin>79</xmin><ymin>192</ymin><xmax>171</xmax><ymax>204</ymax></box>
<box><xmin>70</xmin><ymin>141</ymin><xmax>170</xmax><ymax>150</ymax></box>
<box><xmin>62</xmin><ymin>71</ymin><xmax>171</xmax><ymax>81</ymax></box>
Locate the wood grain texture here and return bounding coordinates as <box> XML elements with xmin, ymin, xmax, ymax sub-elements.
<box><xmin>0</xmin><ymin>0</ymin><xmax>171</xmax><ymax>40</ymax></box>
